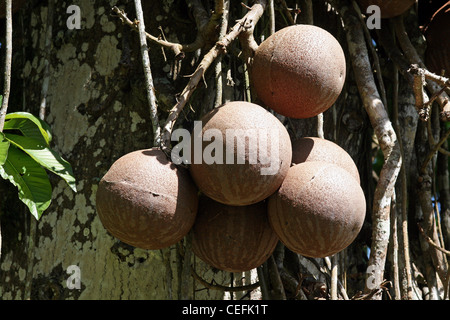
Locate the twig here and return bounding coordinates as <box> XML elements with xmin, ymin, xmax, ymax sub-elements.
<box><xmin>417</xmin><ymin>223</ymin><xmax>450</xmax><ymax>256</ymax></box>
<box><xmin>113</xmin><ymin>0</ymin><xmax>224</xmax><ymax>59</ymax></box>
<box><xmin>191</xmin><ymin>267</ymin><xmax>260</xmax><ymax>292</ymax></box>
<box><xmin>0</xmin><ymin>0</ymin><xmax>13</xmax><ymax>132</ymax></box>
<box><xmin>112</xmin><ymin>6</ymin><xmax>184</xmax><ymax>58</ymax></box>
<box><xmin>409</xmin><ymin>64</ymin><xmax>450</xmax><ymax>89</ymax></box>
<box><xmin>393</xmin><ymin>16</ymin><xmax>450</xmax><ymax>121</ymax></box>
<box><xmin>160</xmin><ymin>0</ymin><xmax>268</xmax><ymax>150</ymax></box>
<box><xmin>330</xmin><ymin>0</ymin><xmax>402</xmax><ymax>299</ymax></box>
<box><xmin>134</xmin><ymin>0</ymin><xmax>161</xmax><ymax>146</ymax></box>
<box><xmin>352</xmin><ymin>280</ymin><xmax>391</xmax><ymax>300</ymax></box>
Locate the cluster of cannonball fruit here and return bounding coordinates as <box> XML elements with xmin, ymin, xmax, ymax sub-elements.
<box><xmin>96</xmin><ymin>25</ymin><xmax>366</xmax><ymax>273</ymax></box>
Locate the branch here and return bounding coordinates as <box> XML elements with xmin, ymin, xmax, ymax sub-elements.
<box><xmin>112</xmin><ymin>6</ymin><xmax>183</xmax><ymax>58</ymax></box>
<box><xmin>352</xmin><ymin>280</ymin><xmax>391</xmax><ymax>300</ymax></box>
<box><xmin>330</xmin><ymin>0</ymin><xmax>402</xmax><ymax>299</ymax></box>
<box><xmin>409</xmin><ymin>64</ymin><xmax>450</xmax><ymax>89</ymax></box>
<box><xmin>417</xmin><ymin>223</ymin><xmax>450</xmax><ymax>256</ymax></box>
<box><xmin>393</xmin><ymin>16</ymin><xmax>450</xmax><ymax>121</ymax></box>
<box><xmin>134</xmin><ymin>0</ymin><xmax>161</xmax><ymax>146</ymax></box>
<box><xmin>113</xmin><ymin>0</ymin><xmax>224</xmax><ymax>60</ymax></box>
<box><xmin>0</xmin><ymin>0</ymin><xmax>13</xmax><ymax>131</ymax></box>
<box><xmin>160</xmin><ymin>0</ymin><xmax>268</xmax><ymax>151</ymax></box>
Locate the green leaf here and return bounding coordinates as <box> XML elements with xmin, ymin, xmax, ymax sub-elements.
<box><xmin>4</xmin><ymin>133</ymin><xmax>77</xmax><ymax>192</ymax></box>
<box><xmin>3</xmin><ymin>118</ymin><xmax>50</xmax><ymax>147</ymax></box>
<box><xmin>0</xmin><ymin>133</ymin><xmax>10</xmax><ymax>165</ymax></box>
<box><xmin>4</xmin><ymin>112</ymin><xmax>52</xmax><ymax>145</ymax></box>
<box><xmin>0</xmin><ymin>146</ymin><xmax>52</xmax><ymax>220</ymax></box>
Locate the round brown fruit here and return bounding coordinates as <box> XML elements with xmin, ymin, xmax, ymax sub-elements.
<box><xmin>424</xmin><ymin>2</ymin><xmax>450</xmax><ymax>77</ymax></box>
<box><xmin>191</xmin><ymin>196</ymin><xmax>279</xmax><ymax>272</ymax></box>
<box><xmin>96</xmin><ymin>148</ymin><xmax>198</xmax><ymax>250</ymax></box>
<box><xmin>189</xmin><ymin>101</ymin><xmax>292</xmax><ymax>206</ymax></box>
<box><xmin>292</xmin><ymin>137</ymin><xmax>360</xmax><ymax>183</ymax></box>
<box><xmin>251</xmin><ymin>25</ymin><xmax>346</xmax><ymax>119</ymax></box>
<box><xmin>268</xmin><ymin>161</ymin><xmax>366</xmax><ymax>258</ymax></box>
<box><xmin>356</xmin><ymin>0</ymin><xmax>415</xmax><ymax>19</ymax></box>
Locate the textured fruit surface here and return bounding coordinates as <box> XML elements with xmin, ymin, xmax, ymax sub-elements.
<box><xmin>189</xmin><ymin>101</ymin><xmax>292</xmax><ymax>206</ymax></box>
<box><xmin>292</xmin><ymin>137</ymin><xmax>360</xmax><ymax>183</ymax></box>
<box><xmin>192</xmin><ymin>196</ymin><xmax>279</xmax><ymax>272</ymax></box>
<box><xmin>356</xmin><ymin>0</ymin><xmax>415</xmax><ymax>18</ymax></box>
<box><xmin>268</xmin><ymin>161</ymin><xmax>366</xmax><ymax>258</ymax></box>
<box><xmin>424</xmin><ymin>2</ymin><xmax>450</xmax><ymax>77</ymax></box>
<box><xmin>251</xmin><ymin>25</ymin><xmax>346</xmax><ymax>119</ymax></box>
<box><xmin>96</xmin><ymin>148</ymin><xmax>198</xmax><ymax>250</ymax></box>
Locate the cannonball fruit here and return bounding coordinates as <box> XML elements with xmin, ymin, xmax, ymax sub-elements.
<box><xmin>356</xmin><ymin>0</ymin><xmax>415</xmax><ymax>18</ymax></box>
<box><xmin>424</xmin><ymin>2</ymin><xmax>450</xmax><ymax>77</ymax></box>
<box><xmin>191</xmin><ymin>196</ymin><xmax>279</xmax><ymax>272</ymax></box>
<box><xmin>292</xmin><ymin>137</ymin><xmax>360</xmax><ymax>183</ymax></box>
<box><xmin>268</xmin><ymin>161</ymin><xmax>366</xmax><ymax>258</ymax></box>
<box><xmin>189</xmin><ymin>101</ymin><xmax>292</xmax><ymax>206</ymax></box>
<box><xmin>251</xmin><ymin>25</ymin><xmax>346</xmax><ymax>119</ymax></box>
<box><xmin>96</xmin><ymin>148</ymin><xmax>198</xmax><ymax>250</ymax></box>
